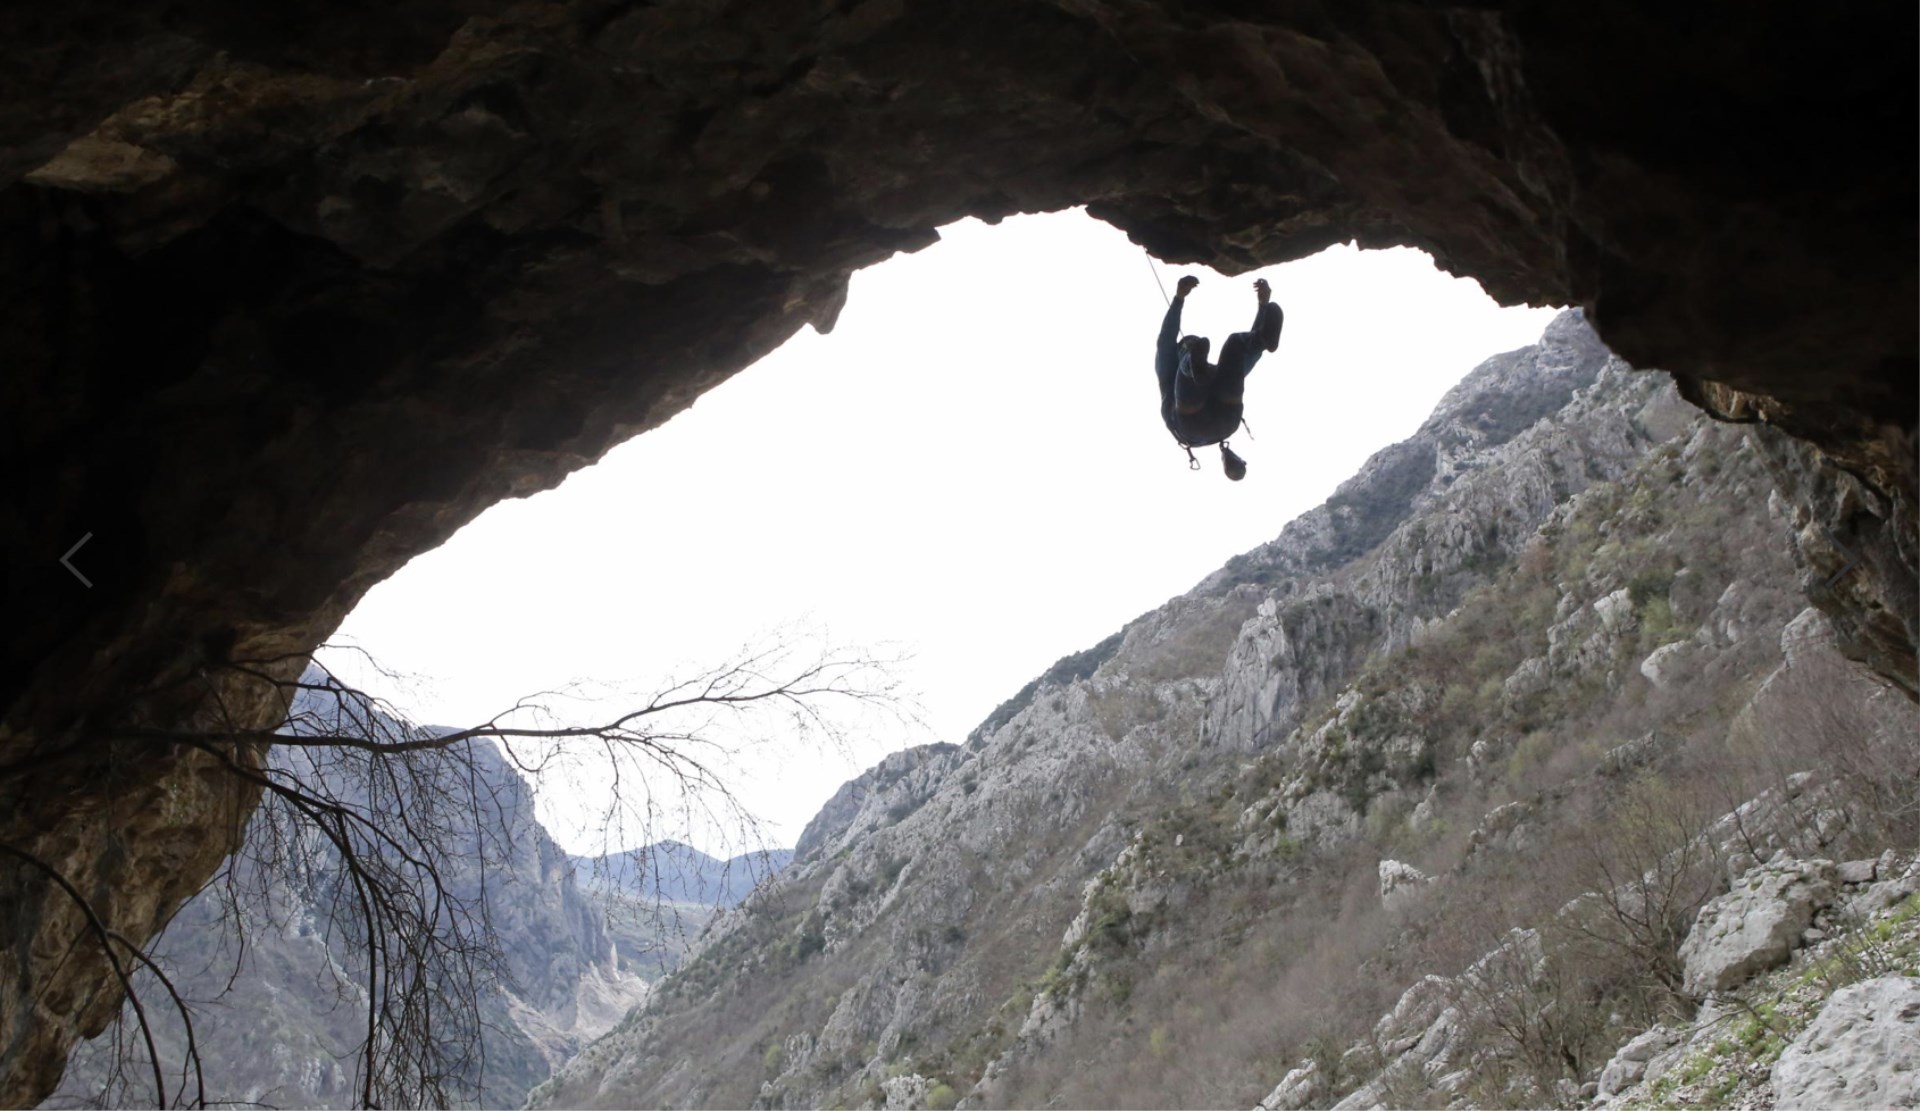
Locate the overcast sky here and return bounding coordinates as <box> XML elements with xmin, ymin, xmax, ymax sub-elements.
<box><xmin>319</xmin><ymin>209</ymin><xmax>1559</xmax><ymax>856</ymax></box>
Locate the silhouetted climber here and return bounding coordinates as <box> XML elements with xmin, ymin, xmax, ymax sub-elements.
<box><xmin>1154</xmin><ymin>275</ymin><xmax>1283</xmax><ymax>480</ymax></box>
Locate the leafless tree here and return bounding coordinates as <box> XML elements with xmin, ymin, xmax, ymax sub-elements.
<box><xmin>37</xmin><ymin>633</ymin><xmax>910</xmax><ymax>1110</ymax></box>
<box><xmin>1553</xmin><ymin>772</ymin><xmax>1724</xmax><ymax>1003</ymax></box>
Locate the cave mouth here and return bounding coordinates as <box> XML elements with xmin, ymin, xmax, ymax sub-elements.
<box><xmin>316</xmin><ymin>207</ymin><xmax>1563</xmax><ymax>854</ymax></box>
<box><xmin>5</xmin><ymin>3</ymin><xmax>1911</xmax><ymax>1101</ymax></box>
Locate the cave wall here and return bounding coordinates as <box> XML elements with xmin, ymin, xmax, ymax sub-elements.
<box><xmin>2</xmin><ymin>0</ymin><xmax>1913</xmax><ymax>1102</ymax></box>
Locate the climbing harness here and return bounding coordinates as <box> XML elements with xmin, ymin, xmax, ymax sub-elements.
<box><xmin>1175</xmin><ymin>423</ymin><xmax>1255</xmax><ymax>472</ymax></box>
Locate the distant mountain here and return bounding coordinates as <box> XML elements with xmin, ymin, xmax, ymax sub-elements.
<box><xmin>574</xmin><ymin>841</ymin><xmax>795</xmax><ymax>907</ymax></box>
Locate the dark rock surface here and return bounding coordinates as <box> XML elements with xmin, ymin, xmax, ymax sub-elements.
<box><xmin>1</xmin><ymin>2</ymin><xmax>1913</xmax><ymax>1101</ymax></box>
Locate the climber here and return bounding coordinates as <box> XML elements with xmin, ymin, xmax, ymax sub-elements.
<box><xmin>1154</xmin><ymin>275</ymin><xmax>1283</xmax><ymax>481</ymax></box>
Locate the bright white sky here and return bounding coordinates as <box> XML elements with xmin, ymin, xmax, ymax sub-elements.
<box><xmin>319</xmin><ymin>209</ymin><xmax>1558</xmax><ymax>856</ymax></box>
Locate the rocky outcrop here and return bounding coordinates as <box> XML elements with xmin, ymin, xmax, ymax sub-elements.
<box><xmin>1750</xmin><ymin>427</ymin><xmax>1919</xmax><ymax>699</ymax></box>
<box><xmin>3</xmin><ymin>3</ymin><xmax>1914</xmax><ymax>1099</ymax></box>
<box><xmin>793</xmin><ymin>743</ymin><xmax>959</xmax><ymax>864</ymax></box>
<box><xmin>1678</xmin><ymin>859</ymin><xmax>1837</xmax><ymax>996</ymax></box>
<box><xmin>1594</xmin><ymin>1025</ymin><xmax>1683</xmax><ymax>1100</ymax></box>
<box><xmin>1303</xmin><ymin>848</ymin><xmax>1920</xmax><ymax>1110</ymax></box>
<box><xmin>1378</xmin><ymin>859</ymin><xmax>1434</xmax><ymax>911</ymax></box>
<box><xmin>1593</xmin><ymin>864</ymin><xmax>1920</xmax><ymax>1110</ymax></box>
<box><xmin>1770</xmin><ymin>976</ymin><xmax>1920</xmax><ymax>1110</ymax></box>
<box><xmin>1315</xmin><ymin>929</ymin><xmax>1547</xmax><ymax>1110</ymax></box>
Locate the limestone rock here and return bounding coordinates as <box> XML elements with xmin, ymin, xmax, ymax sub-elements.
<box><xmin>536</xmin><ymin>321</ymin><xmax>1698</xmax><ymax>1110</ymax></box>
<box><xmin>1596</xmin><ymin>731</ymin><xmax>1673</xmax><ymax>778</ymax></box>
<box><xmin>1465</xmin><ymin>801</ymin><xmax>1539</xmax><ymax>863</ymax></box>
<box><xmin>881</xmin><ymin>1072</ymin><xmax>934</xmax><ymax>1110</ymax></box>
<box><xmin>1781</xmin><ymin>607</ymin><xmax>1839</xmax><ymax>667</ymax></box>
<box><xmin>1837</xmin><ymin>859</ymin><xmax>1880</xmax><ymax>886</ymax></box>
<box><xmin>1748</xmin><ymin>428</ymin><xmax>1918</xmax><ymax>700</ymax></box>
<box><xmin>1849</xmin><ymin>856</ymin><xmax>1920</xmax><ymax>919</ymax></box>
<box><xmin>794</xmin><ymin>743</ymin><xmax>960</xmax><ymax>864</ymax></box>
<box><xmin>1679</xmin><ymin>859</ymin><xmax>1837</xmax><ymax>996</ymax></box>
<box><xmin>1770</xmin><ymin>977</ymin><xmax>1920</xmax><ymax>1110</ymax></box>
<box><xmin>1255</xmin><ymin>1061</ymin><xmax>1321</xmax><ymax>1111</ymax></box>
<box><xmin>1596</xmin><ymin>1025</ymin><xmax>1683</xmax><ymax>1098</ymax></box>
<box><xmin>1594</xmin><ymin>589</ymin><xmax>1637</xmax><ymax>634</ymax></box>
<box><xmin>1373</xmin><ymin>975</ymin><xmax>1454</xmax><ymax>1056</ymax></box>
<box><xmin>1502</xmin><ymin>656</ymin><xmax>1551</xmax><ymax>703</ymax></box>
<box><xmin>1639</xmin><ymin>641</ymin><xmax>1695</xmax><ymax>687</ymax></box>
<box><xmin>1378</xmin><ymin>859</ymin><xmax>1434</xmax><ymax>911</ymax></box>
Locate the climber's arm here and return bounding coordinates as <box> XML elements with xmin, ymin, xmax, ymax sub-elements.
<box><xmin>1156</xmin><ymin>276</ymin><xmax>1199</xmax><ymax>379</ymax></box>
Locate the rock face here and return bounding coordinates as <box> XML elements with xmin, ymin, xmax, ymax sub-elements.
<box><xmin>1679</xmin><ymin>859</ymin><xmax>1838</xmax><ymax>997</ymax></box>
<box><xmin>1770</xmin><ymin>976</ymin><xmax>1920</xmax><ymax>1110</ymax></box>
<box><xmin>1</xmin><ymin>4</ymin><xmax>1914</xmax><ymax>1100</ymax></box>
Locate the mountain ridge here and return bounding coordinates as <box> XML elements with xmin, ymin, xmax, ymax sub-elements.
<box><xmin>531</xmin><ymin>308</ymin><xmax>1726</xmax><ymax>1109</ymax></box>
<box><xmin>573</xmin><ymin>841</ymin><xmax>795</xmax><ymax>907</ymax></box>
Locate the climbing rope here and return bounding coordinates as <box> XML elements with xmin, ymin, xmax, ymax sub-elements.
<box><xmin>1150</xmin><ymin>252</ymin><xmax>1193</xmax><ymax>467</ymax></box>
<box><xmin>1145</xmin><ymin>252</ymin><xmax>1171</xmax><ymax>307</ymax></box>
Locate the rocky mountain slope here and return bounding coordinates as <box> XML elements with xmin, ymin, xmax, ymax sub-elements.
<box><xmin>524</xmin><ymin>308</ymin><xmax>1920</xmax><ymax>1110</ymax></box>
<box><xmin>46</xmin><ymin>680</ymin><xmax>678</xmax><ymax>1111</ymax></box>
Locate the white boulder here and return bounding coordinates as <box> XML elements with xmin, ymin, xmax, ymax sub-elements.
<box><xmin>1849</xmin><ymin>855</ymin><xmax>1920</xmax><ymax>919</ymax></box>
<box><xmin>1378</xmin><ymin>859</ymin><xmax>1434</xmax><ymax>911</ymax></box>
<box><xmin>1679</xmin><ymin>859</ymin><xmax>1836</xmax><ymax>996</ymax></box>
<box><xmin>1596</xmin><ymin>1025</ymin><xmax>1683</xmax><ymax>1098</ymax></box>
<box><xmin>881</xmin><ymin>1073</ymin><xmax>932</xmax><ymax>1109</ymax></box>
<box><xmin>1594</xmin><ymin>588</ymin><xmax>1636</xmax><ymax>634</ymax></box>
<box><xmin>1779</xmin><ymin>607</ymin><xmax>1836</xmax><ymax>666</ymax></box>
<box><xmin>1771</xmin><ymin>976</ymin><xmax>1920</xmax><ymax>1109</ymax></box>
<box><xmin>1638</xmin><ymin>641</ymin><xmax>1694</xmax><ymax>687</ymax></box>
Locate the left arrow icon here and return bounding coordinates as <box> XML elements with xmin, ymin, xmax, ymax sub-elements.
<box><xmin>61</xmin><ymin>533</ymin><xmax>94</xmax><ymax>588</ymax></box>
